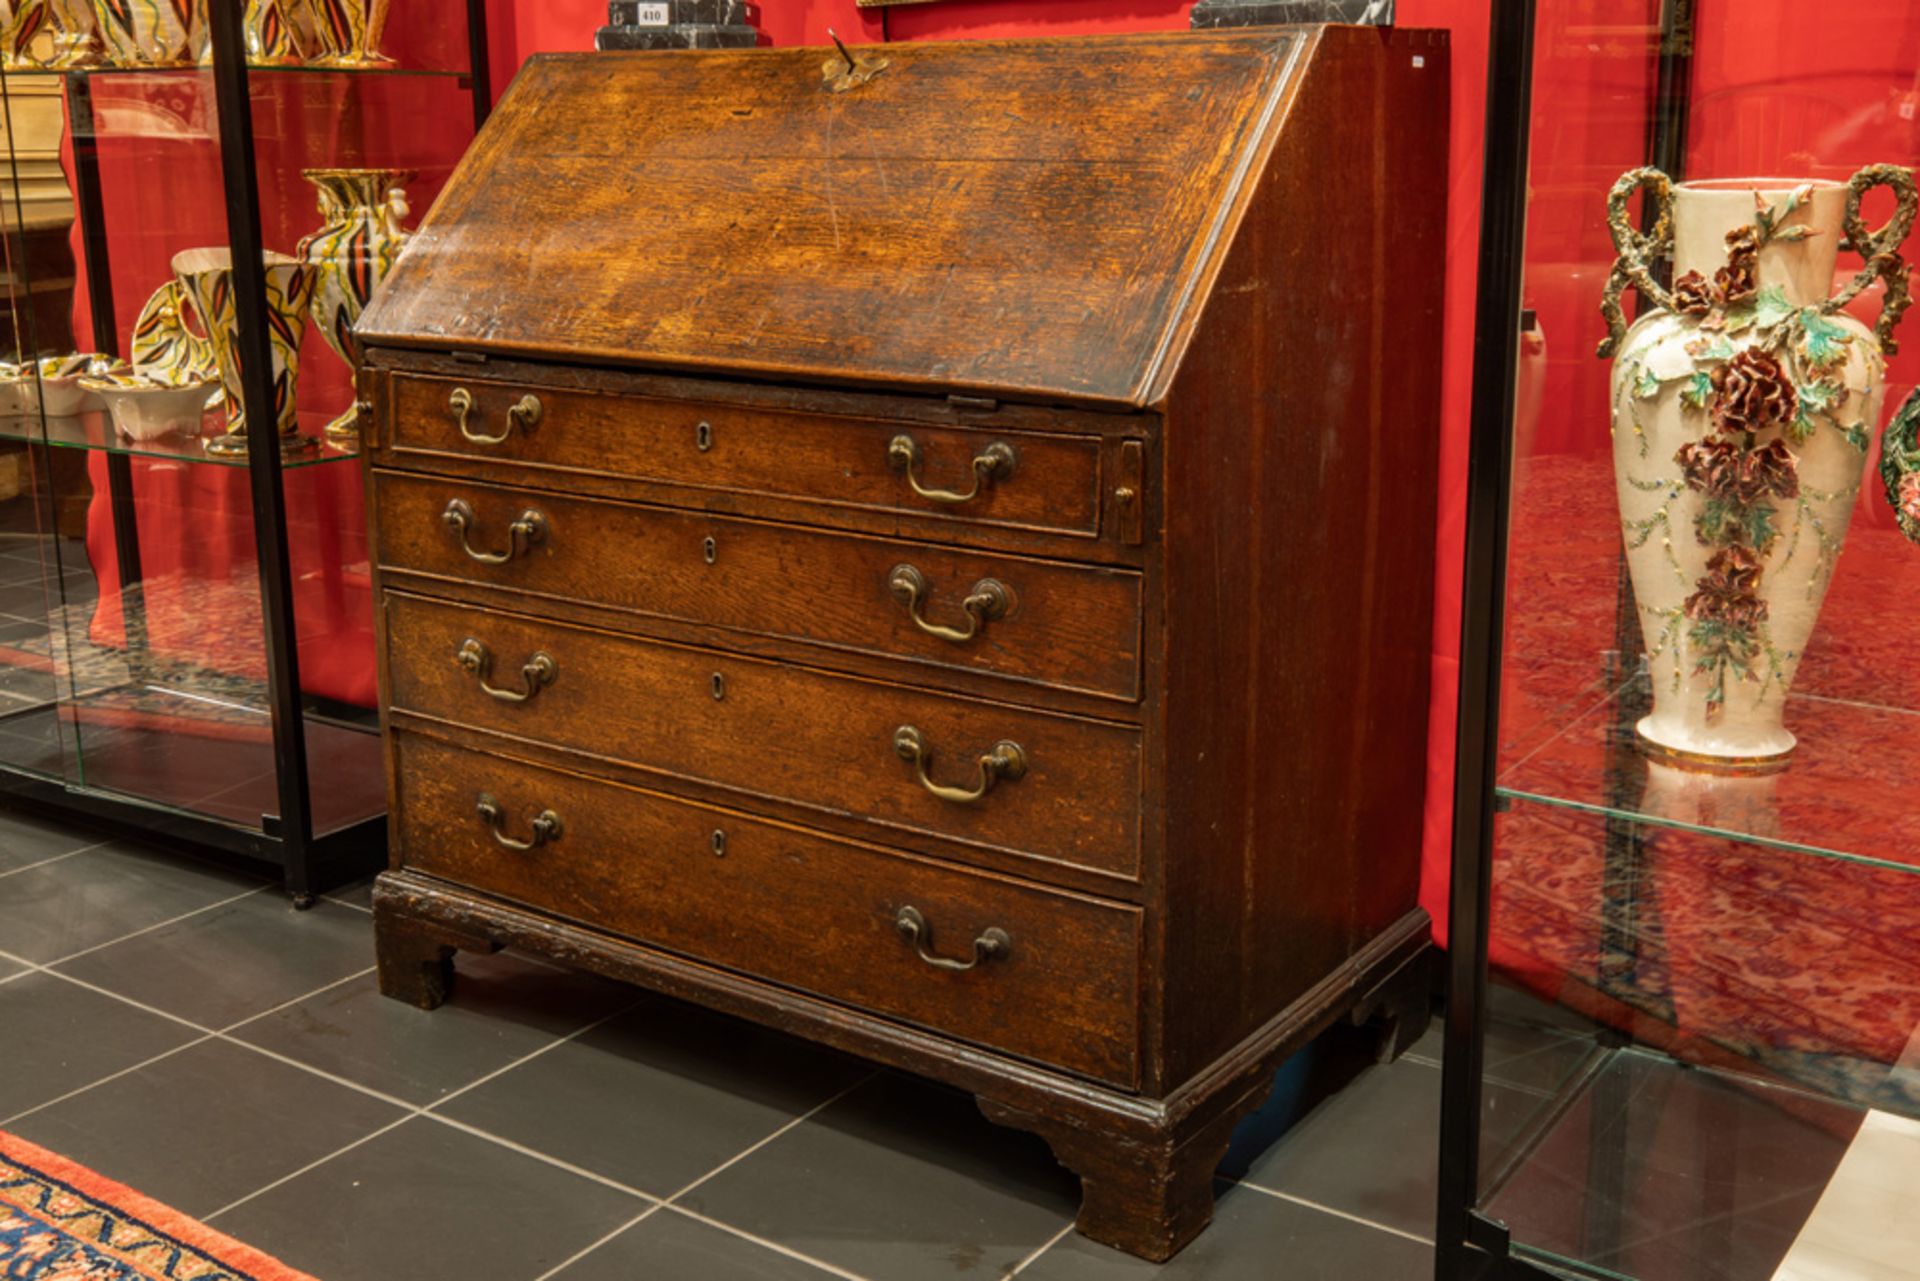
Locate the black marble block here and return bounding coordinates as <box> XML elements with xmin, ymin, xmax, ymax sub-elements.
<box><xmin>597</xmin><ymin>0</ymin><xmax>764</xmax><ymax>50</ymax></box>
<box><xmin>608</xmin><ymin>0</ymin><xmax>758</xmax><ymax>25</ymax></box>
<box><xmin>1189</xmin><ymin>0</ymin><xmax>1394</xmax><ymax>26</ymax></box>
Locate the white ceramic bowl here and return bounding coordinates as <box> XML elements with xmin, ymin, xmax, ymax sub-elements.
<box><xmin>80</xmin><ymin>371</ymin><xmax>216</xmax><ymax>442</ymax></box>
<box><xmin>30</xmin><ymin>354</ymin><xmax>129</xmax><ymax>417</ymax></box>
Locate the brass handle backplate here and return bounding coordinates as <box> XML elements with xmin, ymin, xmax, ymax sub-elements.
<box><xmin>442</xmin><ymin>498</ymin><xmax>547</xmax><ymax>565</ymax></box>
<box><xmin>894</xmin><ymin>905</ymin><xmax>1010</xmax><ymax>972</ymax></box>
<box><xmin>456</xmin><ymin>638</ymin><xmax>557</xmax><ymax>703</ymax></box>
<box><xmin>887</xmin><ymin>434</ymin><xmax>1015</xmax><ymax>505</ymax></box>
<box><xmin>450</xmin><ymin>387</ymin><xmax>543</xmax><ymax>446</ymax></box>
<box><xmin>893</xmin><ymin>725</ymin><xmax>1026</xmax><ymax>804</ymax></box>
<box><xmin>476</xmin><ymin>794</ymin><xmax>562</xmax><ymax>851</ymax></box>
<box><xmin>888</xmin><ymin>564</ymin><xmax>1010</xmax><ymax>643</ymax></box>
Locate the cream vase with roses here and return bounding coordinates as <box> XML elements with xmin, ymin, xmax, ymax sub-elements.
<box><xmin>1601</xmin><ymin>166</ymin><xmax>1916</xmax><ymax>769</ymax></box>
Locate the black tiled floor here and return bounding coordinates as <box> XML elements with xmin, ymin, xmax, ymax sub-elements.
<box><xmin>53</xmin><ymin>891</ymin><xmax>377</xmax><ymax>1029</ymax></box>
<box><xmin>438</xmin><ymin>999</ymin><xmax>873</xmax><ymax>1196</ymax></box>
<box><xmin>1</xmin><ymin>800</ymin><xmax>1456</xmax><ymax>1280</ymax></box>
<box><xmin>0</xmin><ymin>840</ymin><xmax>261</xmax><ymax>964</ymax></box>
<box><xmin>1023</xmin><ymin>1184</ymin><xmax>1433</xmax><ymax>1280</ymax></box>
<box><xmin>0</xmin><ymin>971</ymin><xmax>201</xmax><ymax>1120</ymax></box>
<box><xmin>210</xmin><ymin>1117</ymin><xmax>648</xmax><ymax>1281</ymax></box>
<box><xmin>0</xmin><ymin>806</ymin><xmax>104</xmax><ymax>873</ymax></box>
<box><xmin>1239</xmin><ymin>1051</ymin><xmax>1545</xmax><ymax>1240</ymax></box>
<box><xmin>229</xmin><ymin>952</ymin><xmax>638</xmax><ymax>1105</ymax></box>
<box><xmin>549</xmin><ymin>1208</ymin><xmax>843</xmax><ymax>1280</ymax></box>
<box><xmin>9</xmin><ymin>1037</ymin><xmax>407</xmax><ymax>1217</ymax></box>
<box><xmin>678</xmin><ymin>1070</ymin><xmax>1082</xmax><ymax>1280</ymax></box>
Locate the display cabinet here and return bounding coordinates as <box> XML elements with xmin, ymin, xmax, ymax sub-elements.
<box><xmin>1440</xmin><ymin>1</ymin><xmax>1920</xmax><ymax>1278</ymax></box>
<box><xmin>0</xmin><ymin>1</ymin><xmax>490</xmax><ymax>901</ymax></box>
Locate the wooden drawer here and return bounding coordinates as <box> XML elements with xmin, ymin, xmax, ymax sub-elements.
<box><xmin>372</xmin><ymin>471</ymin><xmax>1143</xmax><ymax>702</ymax></box>
<box><xmin>385</xmin><ymin>591</ymin><xmax>1143</xmax><ymax>883</ymax></box>
<box><xmin>393</xmin><ymin>730</ymin><xmax>1143</xmax><ymax>1088</ymax></box>
<box><xmin>385</xmin><ymin>373</ymin><xmax>1107</xmax><ymax>539</ymax></box>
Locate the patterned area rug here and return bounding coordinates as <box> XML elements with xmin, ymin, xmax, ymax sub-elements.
<box><xmin>0</xmin><ymin>1131</ymin><xmax>315</xmax><ymax>1281</ymax></box>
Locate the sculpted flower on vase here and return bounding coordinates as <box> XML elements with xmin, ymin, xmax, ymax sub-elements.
<box><xmin>1672</xmin><ymin>270</ymin><xmax>1715</xmax><ymax>317</ymax></box>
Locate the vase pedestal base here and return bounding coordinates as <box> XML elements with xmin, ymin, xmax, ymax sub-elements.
<box><xmin>1635</xmin><ymin>718</ymin><xmax>1795</xmax><ymax>776</ymax></box>
<box><xmin>204</xmin><ymin>431</ymin><xmax>322</xmax><ymax>460</ymax></box>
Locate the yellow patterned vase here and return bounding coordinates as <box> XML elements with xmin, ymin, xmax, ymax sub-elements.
<box><xmin>172</xmin><ymin>247</ymin><xmax>316</xmax><ymax>457</ymax></box>
<box><xmin>89</xmin><ymin>0</ymin><xmax>202</xmax><ymax>66</ymax></box>
<box><xmin>1</xmin><ymin>0</ymin><xmax>106</xmax><ymax>67</ymax></box>
<box><xmin>305</xmin><ymin>0</ymin><xmax>387</xmax><ymax>66</ymax></box>
<box><xmin>241</xmin><ymin>0</ymin><xmax>312</xmax><ymax>64</ymax></box>
<box><xmin>297</xmin><ymin>167</ymin><xmax>412</xmax><ymax>447</ymax></box>
<box><xmin>0</xmin><ymin>2</ymin><xmax>50</xmax><ymax>67</ymax></box>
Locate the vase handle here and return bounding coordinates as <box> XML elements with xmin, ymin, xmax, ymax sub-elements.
<box><xmin>1823</xmin><ymin>164</ymin><xmax>1919</xmax><ymax>355</ymax></box>
<box><xmin>1598</xmin><ymin>167</ymin><xmax>1676</xmax><ymax>359</ymax></box>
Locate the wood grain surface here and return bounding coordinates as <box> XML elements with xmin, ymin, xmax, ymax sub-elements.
<box><xmin>355</xmin><ymin>32</ymin><xmax>1307</xmax><ymax>408</ymax></box>
<box><xmin>373</xmin><ymin>470</ymin><xmax>1145</xmax><ymax>700</ymax></box>
<box><xmin>392</xmin><ymin>729</ymin><xmax>1144</xmax><ymax>1087</ymax></box>
<box><xmin>386</xmin><ymin>371</ymin><xmax>1110</xmax><ymax>537</ymax></box>
<box><xmin>384</xmin><ymin>591</ymin><xmax>1144</xmax><ymax>880</ymax></box>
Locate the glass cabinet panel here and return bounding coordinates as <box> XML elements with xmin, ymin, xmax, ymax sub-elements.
<box><xmin>0</xmin><ymin>5</ymin><xmax>481</xmax><ymax>858</ymax></box>
<box><xmin>1474</xmin><ymin>2</ymin><xmax>1920</xmax><ymax>1278</ymax></box>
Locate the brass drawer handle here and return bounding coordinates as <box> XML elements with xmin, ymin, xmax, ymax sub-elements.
<box><xmin>892</xmin><ymin>725</ymin><xmax>1026</xmax><ymax>804</ymax></box>
<box><xmin>450</xmin><ymin>387</ymin><xmax>543</xmax><ymax>446</ymax></box>
<box><xmin>476</xmin><ymin>793</ymin><xmax>562</xmax><ymax>851</ymax></box>
<box><xmin>888</xmin><ymin>564</ymin><xmax>1010</xmax><ymax>644</ymax></box>
<box><xmin>442</xmin><ymin>498</ymin><xmax>547</xmax><ymax>564</ymax></box>
<box><xmin>887</xmin><ymin>434</ymin><xmax>1015</xmax><ymax>505</ymax></box>
<box><xmin>895</xmin><ymin>905</ymin><xmax>1011</xmax><ymax>972</ymax></box>
<box><xmin>455</xmin><ymin>638</ymin><xmax>558</xmax><ymax>704</ymax></box>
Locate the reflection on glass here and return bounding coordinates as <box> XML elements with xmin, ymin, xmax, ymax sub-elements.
<box><xmin>1479</xmin><ymin>2</ymin><xmax>1920</xmax><ymax>1278</ymax></box>
<box><xmin>0</xmin><ymin>28</ymin><xmax>473</xmax><ymax>837</ymax></box>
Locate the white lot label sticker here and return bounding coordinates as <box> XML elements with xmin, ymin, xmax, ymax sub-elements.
<box><xmin>634</xmin><ymin>3</ymin><xmax>669</xmax><ymax>25</ymax></box>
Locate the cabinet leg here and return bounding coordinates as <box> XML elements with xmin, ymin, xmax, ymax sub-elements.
<box><xmin>1350</xmin><ymin>943</ymin><xmax>1438</xmax><ymax>1064</ymax></box>
<box><xmin>372</xmin><ymin>893</ymin><xmax>500</xmax><ymax>1010</ymax></box>
<box><xmin>978</xmin><ymin>1096</ymin><xmax>1244</xmax><ymax>1263</ymax></box>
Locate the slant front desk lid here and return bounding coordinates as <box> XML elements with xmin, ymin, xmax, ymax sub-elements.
<box><xmin>357</xmin><ymin>28</ymin><xmax>1333</xmax><ymax>410</ymax></box>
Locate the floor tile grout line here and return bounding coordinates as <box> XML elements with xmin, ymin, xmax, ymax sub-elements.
<box><xmin>526</xmin><ymin>1203</ymin><xmax>668</xmax><ymax>1281</ymax></box>
<box><xmin>206</xmin><ymin>998</ymin><xmax>654</xmax><ymax>1221</ymax></box>
<box><xmin>423</xmin><ymin>1113</ymin><xmax>664</xmax><ymax>1205</ymax></box>
<box><xmin>3</xmin><ymin>968</ymin><xmax>385</xmax><ymax>1128</ymax></box>
<box><xmin>0</xmin><ymin>1035</ymin><xmax>221</xmax><ymax>1129</ymax></box>
<box><xmin>211</xmin><ymin>1034</ymin><xmax>442</xmax><ymax>1116</ymax></box>
<box><xmin>1234</xmin><ymin>1183</ymin><xmax>1436</xmax><ymax>1246</ymax></box>
<box><xmin>0</xmin><ymin>838</ymin><xmax>115</xmax><ymax>880</ymax></box>
<box><xmin>436</xmin><ymin>1061</ymin><xmax>882</xmax><ymax>1281</ymax></box>
<box><xmin>41</xmin><ymin>883</ymin><xmax>274</xmax><ymax>969</ymax></box>
<box><xmin>1005</xmin><ymin>1220</ymin><xmax>1077</xmax><ymax>1277</ymax></box>
<box><xmin>202</xmin><ymin>1114</ymin><xmax>420</xmax><ymax>1225</ymax></box>
<box><xmin>418</xmin><ymin>996</ymin><xmax>653</xmax><ymax>1115</ymax></box>
<box><xmin>38</xmin><ymin>968</ymin><xmax>245</xmax><ymax>1037</ymax></box>
<box><xmin>660</xmin><ymin>1205</ymin><xmax>877</xmax><ymax>1281</ymax></box>
<box><xmin>659</xmin><ymin>1068</ymin><xmax>882</xmax><ymax>1208</ymax></box>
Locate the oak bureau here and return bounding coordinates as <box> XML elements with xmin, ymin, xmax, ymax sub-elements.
<box><xmin>356</xmin><ymin>25</ymin><xmax>1448</xmax><ymax>1260</ymax></box>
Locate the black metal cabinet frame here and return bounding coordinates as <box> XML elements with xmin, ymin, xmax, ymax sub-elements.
<box><xmin>1433</xmin><ymin>0</ymin><xmax>1706</xmax><ymax>1275</ymax></box>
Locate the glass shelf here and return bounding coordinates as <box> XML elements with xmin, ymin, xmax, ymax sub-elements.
<box><xmin>0</xmin><ymin>409</ymin><xmax>360</xmax><ymax>468</ymax></box>
<box><xmin>1496</xmin><ymin>676</ymin><xmax>1920</xmax><ymax>877</ymax></box>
